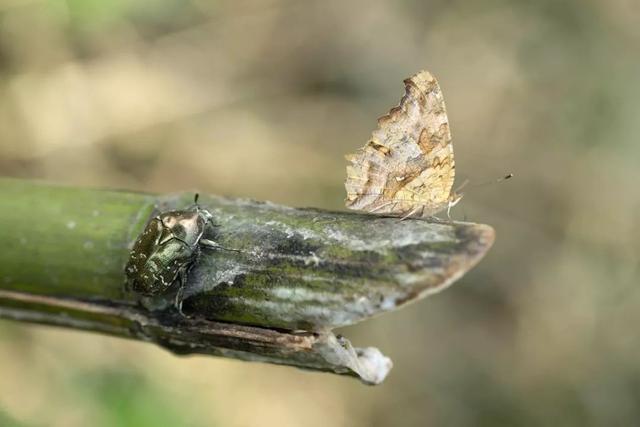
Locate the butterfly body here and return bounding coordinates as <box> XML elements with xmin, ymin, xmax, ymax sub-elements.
<box><xmin>345</xmin><ymin>71</ymin><xmax>461</xmax><ymax>218</ymax></box>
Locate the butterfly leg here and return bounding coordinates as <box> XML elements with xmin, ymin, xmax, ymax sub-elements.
<box><xmin>369</xmin><ymin>200</ymin><xmax>396</xmax><ymax>214</ymax></box>
<box><xmin>446</xmin><ymin>200</ymin><xmax>454</xmax><ymax>221</ymax></box>
<box><xmin>400</xmin><ymin>205</ymin><xmax>422</xmax><ymax>221</ymax></box>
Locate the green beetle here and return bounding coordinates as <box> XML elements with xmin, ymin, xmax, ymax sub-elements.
<box><xmin>125</xmin><ymin>195</ymin><xmax>216</xmax><ymax>309</ymax></box>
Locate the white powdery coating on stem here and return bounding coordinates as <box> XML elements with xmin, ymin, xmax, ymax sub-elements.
<box><xmin>248</xmin><ymin>216</ymin><xmax>456</xmax><ymax>254</ymax></box>
<box><xmin>325</xmin><ymin>222</ymin><xmax>455</xmax><ymax>252</ymax></box>
<box><xmin>263</xmin><ymin>220</ymin><xmax>319</xmax><ymax>241</ymax></box>
<box><xmin>225</xmin><ymin>293</ymin><xmax>384</xmax><ymax>328</ymax></box>
<box><xmin>269</xmin><ymin>287</ymin><xmax>347</xmax><ymax>303</ymax></box>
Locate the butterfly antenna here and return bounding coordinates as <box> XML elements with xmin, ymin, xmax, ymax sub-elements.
<box><xmin>454</xmin><ymin>178</ymin><xmax>470</xmax><ymax>194</ymax></box>
<box><xmin>467</xmin><ymin>173</ymin><xmax>513</xmax><ymax>189</ymax></box>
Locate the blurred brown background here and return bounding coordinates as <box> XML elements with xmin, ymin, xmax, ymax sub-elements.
<box><xmin>1</xmin><ymin>0</ymin><xmax>639</xmax><ymax>426</ymax></box>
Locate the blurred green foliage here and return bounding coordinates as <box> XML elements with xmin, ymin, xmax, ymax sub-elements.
<box><xmin>74</xmin><ymin>369</ymin><xmax>196</xmax><ymax>427</ymax></box>
<box><xmin>0</xmin><ymin>407</ymin><xmax>30</xmax><ymax>427</ymax></box>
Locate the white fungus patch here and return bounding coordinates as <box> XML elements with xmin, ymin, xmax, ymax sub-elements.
<box><xmin>304</xmin><ymin>251</ymin><xmax>321</xmax><ymax>266</ymax></box>
<box><xmin>354</xmin><ymin>347</ymin><xmax>393</xmax><ymax>385</ymax></box>
<box><xmin>263</xmin><ymin>220</ymin><xmax>319</xmax><ymax>241</ymax></box>
<box><xmin>326</xmin><ymin>223</ymin><xmax>454</xmax><ymax>252</ymax></box>
<box><xmin>269</xmin><ymin>287</ymin><xmax>345</xmax><ymax>303</ymax></box>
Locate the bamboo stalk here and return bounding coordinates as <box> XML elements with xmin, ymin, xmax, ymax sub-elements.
<box><xmin>0</xmin><ymin>178</ymin><xmax>494</xmax><ymax>384</ymax></box>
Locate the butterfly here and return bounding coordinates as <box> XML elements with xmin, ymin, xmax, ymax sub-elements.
<box><xmin>345</xmin><ymin>70</ymin><xmax>462</xmax><ymax>219</ymax></box>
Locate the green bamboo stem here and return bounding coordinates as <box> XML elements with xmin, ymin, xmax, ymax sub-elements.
<box><xmin>0</xmin><ymin>178</ymin><xmax>495</xmax><ymax>384</ymax></box>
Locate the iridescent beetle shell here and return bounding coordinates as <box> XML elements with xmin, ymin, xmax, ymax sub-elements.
<box><xmin>125</xmin><ymin>199</ymin><xmax>213</xmax><ymax>297</ymax></box>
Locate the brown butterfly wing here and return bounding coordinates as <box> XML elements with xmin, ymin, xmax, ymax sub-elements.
<box><xmin>345</xmin><ymin>70</ymin><xmax>455</xmax><ymax>217</ymax></box>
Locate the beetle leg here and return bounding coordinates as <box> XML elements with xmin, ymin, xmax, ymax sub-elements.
<box><xmin>200</xmin><ymin>238</ymin><xmax>219</xmax><ymax>248</ymax></box>
<box><xmin>200</xmin><ymin>239</ymin><xmax>242</xmax><ymax>253</ymax></box>
<box><xmin>174</xmin><ymin>291</ymin><xmax>184</xmax><ymax>315</ymax></box>
<box><xmin>173</xmin><ymin>267</ymin><xmax>188</xmax><ymax>316</ymax></box>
